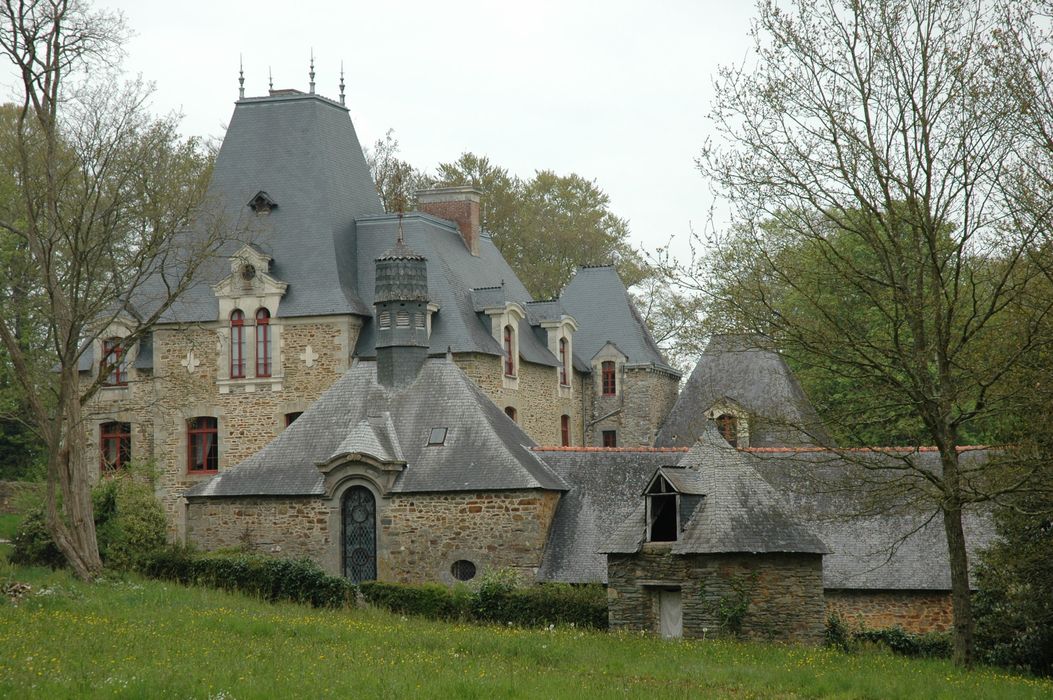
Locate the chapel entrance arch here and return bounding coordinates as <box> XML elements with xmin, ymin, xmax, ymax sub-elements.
<box><xmin>342</xmin><ymin>485</ymin><xmax>377</xmax><ymax>583</ymax></box>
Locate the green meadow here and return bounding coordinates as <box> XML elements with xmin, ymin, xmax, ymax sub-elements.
<box><xmin>0</xmin><ymin>562</ymin><xmax>1050</xmax><ymax>699</ymax></box>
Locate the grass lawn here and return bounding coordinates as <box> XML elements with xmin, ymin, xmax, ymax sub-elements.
<box><xmin>0</xmin><ymin>565</ymin><xmax>1049</xmax><ymax>699</ymax></box>
<box><xmin>0</xmin><ymin>513</ymin><xmax>20</xmax><ymax>561</ymax></box>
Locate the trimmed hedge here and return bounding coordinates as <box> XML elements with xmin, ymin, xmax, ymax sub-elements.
<box><xmin>140</xmin><ymin>547</ymin><xmax>353</xmax><ymax>608</ymax></box>
<box><xmin>823</xmin><ymin>615</ymin><xmax>952</xmax><ymax>659</ymax></box>
<box><xmin>359</xmin><ymin>580</ymin><xmax>608</xmax><ymax>629</ymax></box>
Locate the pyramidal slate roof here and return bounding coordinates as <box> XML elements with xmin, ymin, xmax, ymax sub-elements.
<box><xmin>185</xmin><ymin>358</ymin><xmax>567</xmax><ymax>498</ymax></box>
<box><xmin>559</xmin><ymin>266</ymin><xmax>678</xmax><ymax>374</ymax></box>
<box><xmin>656</xmin><ymin>334</ymin><xmax>829</xmax><ymax>448</ymax></box>
<box><xmin>602</xmin><ymin>424</ymin><xmax>829</xmax><ymax>556</ymax></box>
<box><xmin>154</xmin><ymin>91</ymin><xmax>383</xmax><ymax>323</ymax></box>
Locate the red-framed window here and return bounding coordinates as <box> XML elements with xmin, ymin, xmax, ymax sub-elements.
<box><xmin>285</xmin><ymin>411</ymin><xmax>302</xmax><ymax>427</ymax></box>
<box><xmin>601</xmin><ymin>361</ymin><xmax>616</xmax><ymax>396</ymax></box>
<box><xmin>559</xmin><ymin>338</ymin><xmax>569</xmax><ymax>386</ymax></box>
<box><xmin>100</xmin><ymin>421</ymin><xmax>131</xmax><ymax>472</ymax></box>
<box><xmin>602</xmin><ymin>430</ymin><xmax>617</xmax><ymax>448</ymax></box>
<box><xmin>187</xmin><ymin>417</ymin><xmax>218</xmax><ymax>472</ymax></box>
<box><xmin>230</xmin><ymin>310</ymin><xmax>246</xmax><ymax>378</ymax></box>
<box><xmin>255</xmin><ymin>308</ymin><xmax>271</xmax><ymax>377</ymax></box>
<box><xmin>101</xmin><ymin>338</ymin><xmax>127</xmax><ymax>386</ymax></box>
<box><xmin>505</xmin><ymin>406</ymin><xmax>517</xmax><ymax>422</ymax></box>
<box><xmin>716</xmin><ymin>414</ymin><xmax>738</xmax><ymax>448</ymax></box>
<box><xmin>560</xmin><ymin>414</ymin><xmax>570</xmax><ymax>447</ymax></box>
<box><xmin>503</xmin><ymin>325</ymin><xmax>516</xmax><ymax>377</ymax></box>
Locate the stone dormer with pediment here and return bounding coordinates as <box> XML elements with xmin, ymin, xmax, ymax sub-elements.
<box><xmin>213</xmin><ymin>244</ymin><xmax>289</xmax><ymax>393</ymax></box>
<box><xmin>481</xmin><ymin>300</ymin><xmax>527</xmax><ymax>390</ymax></box>
<box><xmin>590</xmin><ymin>341</ymin><xmax>629</xmax><ymax>397</ymax></box>
<box><xmin>539</xmin><ymin>314</ymin><xmax>578</xmax><ymax>397</ymax></box>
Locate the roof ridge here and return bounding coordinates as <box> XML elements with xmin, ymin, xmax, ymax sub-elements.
<box><xmin>744</xmin><ymin>445</ymin><xmax>990</xmax><ymax>453</ymax></box>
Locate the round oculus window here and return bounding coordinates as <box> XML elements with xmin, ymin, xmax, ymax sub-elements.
<box><xmin>240</xmin><ymin>263</ymin><xmax>256</xmax><ymax>281</ymax></box>
<box><xmin>450</xmin><ymin>559</ymin><xmax>477</xmax><ymax>582</ymax></box>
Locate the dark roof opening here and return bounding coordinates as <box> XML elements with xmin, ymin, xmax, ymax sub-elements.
<box><xmin>248</xmin><ymin>190</ymin><xmax>277</xmax><ymax>214</ymax></box>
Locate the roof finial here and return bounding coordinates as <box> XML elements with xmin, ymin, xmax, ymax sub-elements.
<box><xmin>268</xmin><ymin>66</ymin><xmax>273</xmax><ymax>93</ymax></box>
<box><xmin>339</xmin><ymin>61</ymin><xmax>346</xmax><ymax>106</ymax></box>
<box><xmin>309</xmin><ymin>49</ymin><xmax>316</xmax><ymax>94</ymax></box>
<box><xmin>238</xmin><ymin>54</ymin><xmax>245</xmax><ymax>99</ymax></box>
<box><xmin>396</xmin><ymin>212</ymin><xmax>405</xmax><ymax>244</ymax></box>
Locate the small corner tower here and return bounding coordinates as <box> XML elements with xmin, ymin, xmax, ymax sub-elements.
<box><xmin>374</xmin><ymin>237</ymin><xmax>430</xmax><ymax>388</ymax></box>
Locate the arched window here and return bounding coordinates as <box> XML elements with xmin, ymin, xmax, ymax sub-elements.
<box><xmin>187</xmin><ymin>417</ymin><xmax>218</xmax><ymax>472</ymax></box>
<box><xmin>503</xmin><ymin>325</ymin><xmax>516</xmax><ymax>377</ymax></box>
<box><xmin>504</xmin><ymin>406</ymin><xmax>517</xmax><ymax>422</ymax></box>
<box><xmin>101</xmin><ymin>338</ymin><xmax>127</xmax><ymax>386</ymax></box>
<box><xmin>561</xmin><ymin>414</ymin><xmax>570</xmax><ymax>447</ymax></box>
<box><xmin>230</xmin><ymin>310</ymin><xmax>246</xmax><ymax>378</ymax></box>
<box><xmin>100</xmin><ymin>422</ymin><xmax>131</xmax><ymax>472</ymax></box>
<box><xmin>716</xmin><ymin>414</ymin><xmax>738</xmax><ymax>448</ymax></box>
<box><xmin>601</xmin><ymin>361</ymin><xmax>616</xmax><ymax>396</ymax></box>
<box><xmin>559</xmin><ymin>338</ymin><xmax>570</xmax><ymax>386</ymax></box>
<box><xmin>255</xmin><ymin>308</ymin><xmax>271</xmax><ymax>377</ymax></box>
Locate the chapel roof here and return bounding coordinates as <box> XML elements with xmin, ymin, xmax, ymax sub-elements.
<box><xmin>184</xmin><ymin>358</ymin><xmax>567</xmax><ymax>498</ymax></box>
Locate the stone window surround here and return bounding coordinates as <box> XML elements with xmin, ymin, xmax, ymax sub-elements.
<box><xmin>591</xmin><ymin>343</ymin><xmax>628</xmax><ymax>398</ymax></box>
<box><xmin>540</xmin><ymin>317</ymin><xmax>578</xmax><ymax>396</ymax></box>
<box><xmin>704</xmin><ymin>400</ymin><xmax>751</xmax><ymax>449</ymax></box>
<box><xmin>483</xmin><ymin>302</ymin><xmax>526</xmax><ymax>390</ymax></box>
<box><xmin>93</xmin><ymin>321</ymin><xmax>139</xmax><ymax>399</ymax></box>
<box><xmin>178</xmin><ymin>406</ymin><xmax>223</xmax><ymax>476</ymax></box>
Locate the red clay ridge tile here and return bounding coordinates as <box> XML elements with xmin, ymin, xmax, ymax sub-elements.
<box><xmin>742</xmin><ymin>445</ymin><xmax>989</xmax><ymax>454</ymax></box>
<box><xmin>531</xmin><ymin>446</ymin><xmax>691</xmax><ymax>453</ymax></box>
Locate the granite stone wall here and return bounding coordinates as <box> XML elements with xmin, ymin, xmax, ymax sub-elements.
<box><xmin>588</xmin><ymin>367</ymin><xmax>680</xmax><ymax>447</ymax></box>
<box><xmin>825</xmin><ymin>589</ymin><xmax>953</xmax><ymax>633</ymax></box>
<box><xmin>607</xmin><ymin>549</ymin><xmax>826</xmax><ymax>643</ymax></box>
<box><xmin>185</xmin><ymin>496</ymin><xmax>331</xmax><ymax>561</ymax></box>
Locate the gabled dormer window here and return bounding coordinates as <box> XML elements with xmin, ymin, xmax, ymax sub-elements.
<box><xmin>248</xmin><ymin>191</ymin><xmax>277</xmax><ymax>214</ymax></box>
<box><xmin>646</xmin><ymin>474</ymin><xmax>678</xmax><ymax>542</ymax></box>
<box><xmin>601</xmin><ymin>361</ymin><xmax>616</xmax><ymax>396</ymax></box>
<box><xmin>101</xmin><ymin>337</ymin><xmax>128</xmax><ymax>387</ymax></box>
<box><xmin>716</xmin><ymin>414</ymin><xmax>738</xmax><ymax>447</ymax></box>
<box><xmin>559</xmin><ymin>337</ymin><xmax>570</xmax><ymax>386</ymax></box>
<box><xmin>503</xmin><ymin>325</ymin><xmax>516</xmax><ymax>377</ymax></box>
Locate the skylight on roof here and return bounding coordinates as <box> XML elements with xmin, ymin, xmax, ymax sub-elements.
<box><xmin>427</xmin><ymin>427</ymin><xmax>447</xmax><ymax>446</ymax></box>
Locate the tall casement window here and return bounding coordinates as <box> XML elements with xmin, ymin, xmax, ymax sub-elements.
<box><xmin>187</xmin><ymin>417</ymin><xmax>218</xmax><ymax>473</ymax></box>
<box><xmin>101</xmin><ymin>338</ymin><xmax>127</xmax><ymax>386</ymax></box>
<box><xmin>255</xmin><ymin>308</ymin><xmax>272</xmax><ymax>377</ymax></box>
<box><xmin>559</xmin><ymin>338</ymin><xmax>570</xmax><ymax>386</ymax></box>
<box><xmin>602</xmin><ymin>430</ymin><xmax>617</xmax><ymax>448</ymax></box>
<box><xmin>601</xmin><ymin>361</ymin><xmax>616</xmax><ymax>396</ymax></box>
<box><xmin>503</xmin><ymin>325</ymin><xmax>516</xmax><ymax>377</ymax></box>
<box><xmin>99</xmin><ymin>422</ymin><xmax>131</xmax><ymax>472</ymax></box>
<box><xmin>230</xmin><ymin>309</ymin><xmax>246</xmax><ymax>378</ymax></box>
<box><xmin>560</xmin><ymin>414</ymin><xmax>570</xmax><ymax>447</ymax></box>
<box><xmin>716</xmin><ymin>414</ymin><xmax>738</xmax><ymax>448</ymax></box>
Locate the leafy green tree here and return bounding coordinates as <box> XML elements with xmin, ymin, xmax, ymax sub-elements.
<box><xmin>364</xmin><ymin>129</ymin><xmax>430</xmax><ymax>214</ymax></box>
<box><xmin>678</xmin><ymin>0</ymin><xmax>1053</xmax><ymax>665</ymax></box>
<box><xmin>433</xmin><ymin>153</ymin><xmax>648</xmax><ymax>299</ymax></box>
<box><xmin>0</xmin><ymin>0</ymin><xmax>230</xmax><ymax>580</ymax></box>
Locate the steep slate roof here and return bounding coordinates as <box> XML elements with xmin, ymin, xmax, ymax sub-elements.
<box><xmin>602</xmin><ymin>425</ymin><xmax>829</xmax><ymax>556</ymax></box>
<box><xmin>536</xmin><ymin>449</ymin><xmax>680</xmax><ymax>583</ymax></box>
<box><xmin>656</xmin><ymin>334</ymin><xmax>829</xmax><ymax>448</ymax></box>
<box><xmin>152</xmin><ymin>91</ymin><xmax>383</xmax><ymax>323</ymax></box>
<box><xmin>185</xmin><ymin>358</ymin><xmax>567</xmax><ymax>498</ymax></box>
<box><xmin>744</xmin><ymin>448</ymin><xmax>995</xmax><ymax>590</ymax></box>
<box><xmin>559</xmin><ymin>266</ymin><xmax>678</xmax><ymax>374</ymax></box>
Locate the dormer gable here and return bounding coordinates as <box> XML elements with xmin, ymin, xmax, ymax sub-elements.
<box><xmin>247</xmin><ymin>190</ymin><xmax>277</xmax><ymax>214</ymax></box>
<box><xmin>642</xmin><ymin>467</ymin><xmax>705</xmax><ymax>543</ymax></box>
<box><xmin>212</xmin><ymin>244</ymin><xmax>288</xmax><ymax>312</ymax></box>
<box><xmin>703</xmin><ymin>397</ymin><xmax>750</xmax><ymax>448</ymax></box>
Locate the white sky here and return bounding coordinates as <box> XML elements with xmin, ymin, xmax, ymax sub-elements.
<box><xmin>11</xmin><ymin>0</ymin><xmax>759</xmax><ymax>263</ymax></box>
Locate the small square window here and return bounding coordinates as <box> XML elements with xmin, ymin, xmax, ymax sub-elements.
<box><xmin>428</xmin><ymin>427</ymin><xmax>447</xmax><ymax>446</ymax></box>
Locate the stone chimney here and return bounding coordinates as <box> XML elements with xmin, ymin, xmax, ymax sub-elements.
<box><xmin>374</xmin><ymin>239</ymin><xmax>430</xmax><ymax>389</ymax></box>
<box><xmin>416</xmin><ymin>186</ymin><xmax>482</xmax><ymax>256</ymax></box>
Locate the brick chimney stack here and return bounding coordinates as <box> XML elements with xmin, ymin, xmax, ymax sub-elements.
<box><xmin>416</xmin><ymin>186</ymin><xmax>482</xmax><ymax>256</ymax></box>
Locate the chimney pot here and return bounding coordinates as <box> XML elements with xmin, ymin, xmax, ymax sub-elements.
<box><xmin>416</xmin><ymin>186</ymin><xmax>482</xmax><ymax>256</ymax></box>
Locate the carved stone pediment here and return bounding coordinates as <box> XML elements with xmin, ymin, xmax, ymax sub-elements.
<box><xmin>316</xmin><ymin>452</ymin><xmax>406</xmax><ymax>498</ymax></box>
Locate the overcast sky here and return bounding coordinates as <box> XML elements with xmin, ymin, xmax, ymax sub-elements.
<box><xmin>12</xmin><ymin>1</ymin><xmax>760</xmax><ymax>262</ymax></box>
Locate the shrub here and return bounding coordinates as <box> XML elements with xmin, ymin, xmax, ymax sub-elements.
<box><xmin>824</xmin><ymin>613</ymin><xmax>853</xmax><ymax>652</ymax></box>
<box><xmin>140</xmin><ymin>548</ymin><xmax>353</xmax><ymax>608</ymax></box>
<box><xmin>853</xmin><ymin>627</ymin><xmax>951</xmax><ymax>659</ymax></box>
<box><xmin>11</xmin><ymin>469</ymin><xmax>166</xmax><ymax>571</ymax></box>
<box><xmin>360</xmin><ymin>577</ymin><xmax>608</xmax><ymax>629</ymax></box>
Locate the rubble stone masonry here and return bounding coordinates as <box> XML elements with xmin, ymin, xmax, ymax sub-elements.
<box><xmin>185</xmin><ymin>497</ymin><xmax>331</xmax><ymax>561</ymax></box>
<box><xmin>588</xmin><ymin>367</ymin><xmax>680</xmax><ymax>447</ymax></box>
<box><xmin>607</xmin><ymin>550</ymin><xmax>826</xmax><ymax>643</ymax></box>
<box><xmin>825</xmin><ymin>589</ymin><xmax>953</xmax><ymax>633</ymax></box>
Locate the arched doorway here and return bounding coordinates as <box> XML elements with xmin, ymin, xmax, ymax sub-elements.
<box><xmin>342</xmin><ymin>485</ymin><xmax>377</xmax><ymax>583</ymax></box>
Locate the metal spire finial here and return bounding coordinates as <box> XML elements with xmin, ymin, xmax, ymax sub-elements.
<box><xmin>238</xmin><ymin>54</ymin><xmax>245</xmax><ymax>99</ymax></box>
<box><xmin>309</xmin><ymin>49</ymin><xmax>316</xmax><ymax>94</ymax></box>
<box><xmin>339</xmin><ymin>61</ymin><xmax>346</xmax><ymax>106</ymax></box>
<box><xmin>268</xmin><ymin>66</ymin><xmax>273</xmax><ymax>93</ymax></box>
<box><xmin>396</xmin><ymin>212</ymin><xmax>405</xmax><ymax>244</ymax></box>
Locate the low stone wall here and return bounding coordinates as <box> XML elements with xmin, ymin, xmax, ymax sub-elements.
<box><xmin>185</xmin><ymin>496</ymin><xmax>331</xmax><ymax>562</ymax></box>
<box><xmin>0</xmin><ymin>480</ymin><xmax>42</xmax><ymax>515</ymax></box>
<box><xmin>607</xmin><ymin>550</ymin><xmax>825</xmax><ymax>644</ymax></box>
<box><xmin>384</xmin><ymin>490</ymin><xmax>560</xmax><ymax>584</ymax></box>
<box><xmin>825</xmin><ymin>589</ymin><xmax>953</xmax><ymax>634</ymax></box>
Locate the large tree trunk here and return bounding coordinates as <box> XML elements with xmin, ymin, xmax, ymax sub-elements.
<box><xmin>43</xmin><ymin>384</ymin><xmax>102</xmax><ymax>581</ymax></box>
<box><xmin>941</xmin><ymin>450</ymin><xmax>975</xmax><ymax>667</ymax></box>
